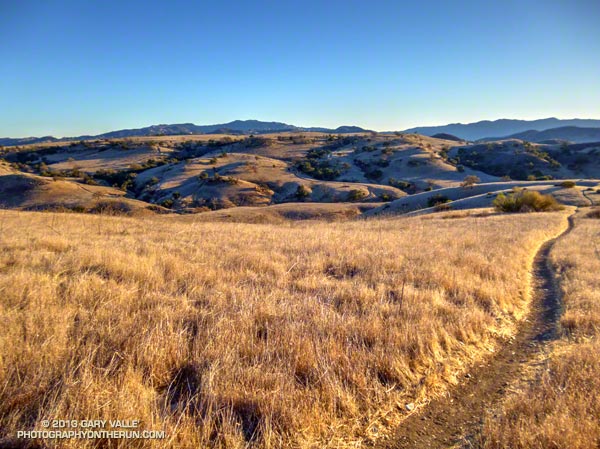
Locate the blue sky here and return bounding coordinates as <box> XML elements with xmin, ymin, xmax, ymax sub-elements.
<box><xmin>1</xmin><ymin>0</ymin><xmax>599</xmax><ymax>137</ymax></box>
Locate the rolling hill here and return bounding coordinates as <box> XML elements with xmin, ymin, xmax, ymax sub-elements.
<box><xmin>1</xmin><ymin>131</ymin><xmax>599</xmax><ymax>217</ymax></box>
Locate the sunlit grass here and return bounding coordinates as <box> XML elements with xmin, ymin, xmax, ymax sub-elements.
<box><xmin>0</xmin><ymin>209</ymin><xmax>568</xmax><ymax>448</ymax></box>
<box><xmin>482</xmin><ymin>209</ymin><xmax>600</xmax><ymax>449</ymax></box>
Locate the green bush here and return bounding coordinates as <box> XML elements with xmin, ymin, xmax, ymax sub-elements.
<box><xmin>367</xmin><ymin>169</ymin><xmax>383</xmax><ymax>180</ymax></box>
<box><xmin>461</xmin><ymin>175</ymin><xmax>480</xmax><ymax>188</ymax></box>
<box><xmin>493</xmin><ymin>189</ymin><xmax>563</xmax><ymax>213</ymax></box>
<box><xmin>388</xmin><ymin>178</ymin><xmax>412</xmax><ymax>191</ymax></box>
<box><xmin>348</xmin><ymin>189</ymin><xmax>367</xmax><ymax>201</ymax></box>
<box><xmin>427</xmin><ymin>194</ymin><xmax>450</xmax><ymax>208</ymax></box>
<box><xmin>559</xmin><ymin>181</ymin><xmax>576</xmax><ymax>189</ymax></box>
<box><xmin>295</xmin><ymin>185</ymin><xmax>310</xmax><ymax>199</ymax></box>
<box><xmin>296</xmin><ymin>159</ymin><xmax>341</xmax><ymax>180</ymax></box>
<box><xmin>82</xmin><ymin>174</ymin><xmax>98</xmax><ymax>185</ymax></box>
<box><xmin>160</xmin><ymin>198</ymin><xmax>174</xmax><ymax>208</ymax></box>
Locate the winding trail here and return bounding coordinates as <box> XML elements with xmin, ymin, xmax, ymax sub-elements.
<box><xmin>382</xmin><ymin>211</ymin><xmax>576</xmax><ymax>449</ymax></box>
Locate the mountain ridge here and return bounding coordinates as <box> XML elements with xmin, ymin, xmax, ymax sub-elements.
<box><xmin>402</xmin><ymin>117</ymin><xmax>600</xmax><ymax>141</ymax></box>
<box><xmin>0</xmin><ymin>120</ymin><xmax>371</xmax><ymax>147</ymax></box>
<box><xmin>4</xmin><ymin>117</ymin><xmax>600</xmax><ymax>147</ymax></box>
<box><xmin>479</xmin><ymin>126</ymin><xmax>600</xmax><ymax>144</ymax></box>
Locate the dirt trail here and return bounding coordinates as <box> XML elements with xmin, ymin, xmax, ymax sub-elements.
<box><xmin>381</xmin><ymin>212</ymin><xmax>576</xmax><ymax>449</ymax></box>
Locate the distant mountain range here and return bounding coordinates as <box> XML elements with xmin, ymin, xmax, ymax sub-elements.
<box><xmin>0</xmin><ymin>120</ymin><xmax>370</xmax><ymax>147</ymax></box>
<box><xmin>3</xmin><ymin>117</ymin><xmax>600</xmax><ymax>148</ymax></box>
<box><xmin>479</xmin><ymin>126</ymin><xmax>600</xmax><ymax>144</ymax></box>
<box><xmin>403</xmin><ymin>117</ymin><xmax>600</xmax><ymax>141</ymax></box>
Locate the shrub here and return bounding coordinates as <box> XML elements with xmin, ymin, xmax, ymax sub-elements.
<box><xmin>461</xmin><ymin>175</ymin><xmax>480</xmax><ymax>188</ymax></box>
<box><xmin>559</xmin><ymin>181</ymin><xmax>576</xmax><ymax>189</ymax></box>
<box><xmin>243</xmin><ymin>136</ymin><xmax>270</xmax><ymax>148</ymax></box>
<box><xmin>434</xmin><ymin>202</ymin><xmax>453</xmax><ymax>212</ymax></box>
<box><xmin>427</xmin><ymin>194</ymin><xmax>450</xmax><ymax>207</ymax></box>
<box><xmin>367</xmin><ymin>169</ymin><xmax>383</xmax><ymax>180</ymax></box>
<box><xmin>348</xmin><ymin>189</ymin><xmax>367</xmax><ymax>201</ymax></box>
<box><xmin>493</xmin><ymin>189</ymin><xmax>563</xmax><ymax>213</ymax></box>
<box><xmin>295</xmin><ymin>185</ymin><xmax>310</xmax><ymax>200</ymax></box>
<box><xmin>89</xmin><ymin>201</ymin><xmax>133</xmax><ymax>215</ymax></box>
<box><xmin>586</xmin><ymin>208</ymin><xmax>600</xmax><ymax>219</ymax></box>
<box><xmin>389</xmin><ymin>178</ymin><xmax>412</xmax><ymax>191</ymax></box>
<box><xmin>361</xmin><ymin>145</ymin><xmax>377</xmax><ymax>152</ymax></box>
<box><xmin>160</xmin><ymin>198</ymin><xmax>174</xmax><ymax>208</ymax></box>
<box><xmin>81</xmin><ymin>174</ymin><xmax>98</xmax><ymax>185</ymax></box>
<box><xmin>296</xmin><ymin>160</ymin><xmax>341</xmax><ymax>181</ymax></box>
<box><xmin>307</xmin><ymin>148</ymin><xmax>332</xmax><ymax>159</ymax></box>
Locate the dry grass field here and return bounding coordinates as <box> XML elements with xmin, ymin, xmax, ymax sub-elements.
<box><xmin>482</xmin><ymin>208</ymin><xmax>600</xmax><ymax>449</ymax></box>
<box><xmin>0</xmin><ymin>209</ymin><xmax>570</xmax><ymax>448</ymax></box>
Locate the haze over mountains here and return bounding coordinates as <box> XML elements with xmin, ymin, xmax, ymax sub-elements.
<box><xmin>0</xmin><ymin>120</ymin><xmax>369</xmax><ymax>147</ymax></box>
<box><xmin>2</xmin><ymin>117</ymin><xmax>600</xmax><ymax>147</ymax></box>
<box><xmin>403</xmin><ymin>117</ymin><xmax>600</xmax><ymax>141</ymax></box>
<box><xmin>479</xmin><ymin>126</ymin><xmax>600</xmax><ymax>144</ymax></box>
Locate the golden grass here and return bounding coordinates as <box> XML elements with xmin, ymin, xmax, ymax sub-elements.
<box><xmin>0</xmin><ymin>209</ymin><xmax>568</xmax><ymax>448</ymax></box>
<box><xmin>482</xmin><ymin>210</ymin><xmax>600</xmax><ymax>449</ymax></box>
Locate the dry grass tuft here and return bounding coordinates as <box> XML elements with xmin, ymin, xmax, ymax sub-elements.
<box><xmin>0</xmin><ymin>209</ymin><xmax>568</xmax><ymax>448</ymax></box>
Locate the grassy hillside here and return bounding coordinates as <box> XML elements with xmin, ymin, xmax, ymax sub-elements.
<box><xmin>0</xmin><ymin>209</ymin><xmax>568</xmax><ymax>448</ymax></box>
<box><xmin>0</xmin><ymin>162</ymin><xmax>156</xmax><ymax>214</ymax></box>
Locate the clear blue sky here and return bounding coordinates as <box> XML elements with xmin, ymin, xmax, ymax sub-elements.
<box><xmin>2</xmin><ymin>0</ymin><xmax>599</xmax><ymax>137</ymax></box>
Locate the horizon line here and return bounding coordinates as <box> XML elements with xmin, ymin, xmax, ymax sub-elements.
<box><xmin>4</xmin><ymin>115</ymin><xmax>600</xmax><ymax>140</ymax></box>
